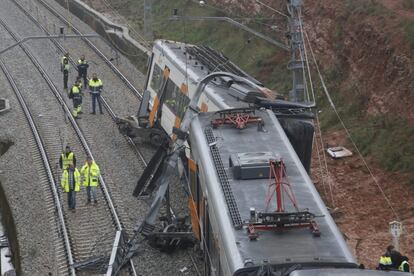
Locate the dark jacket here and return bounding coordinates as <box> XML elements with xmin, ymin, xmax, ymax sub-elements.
<box><xmin>77</xmin><ymin>61</ymin><xmax>89</xmax><ymax>74</ymax></box>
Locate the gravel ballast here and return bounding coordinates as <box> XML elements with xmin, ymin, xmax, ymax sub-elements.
<box><xmin>0</xmin><ymin>0</ymin><xmax>202</xmax><ymax>274</ymax></box>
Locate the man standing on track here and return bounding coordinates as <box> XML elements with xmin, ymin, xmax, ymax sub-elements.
<box><xmin>81</xmin><ymin>156</ymin><xmax>100</xmax><ymax>204</ymax></box>
<box><xmin>77</xmin><ymin>55</ymin><xmax>89</xmax><ymax>88</ymax></box>
<box><xmin>68</xmin><ymin>80</ymin><xmax>83</xmax><ymax>119</ymax></box>
<box><xmin>59</xmin><ymin>145</ymin><xmax>76</xmax><ymax>170</ymax></box>
<box><xmin>61</xmin><ymin>164</ymin><xmax>81</xmax><ymax>211</ymax></box>
<box><xmin>88</xmin><ymin>73</ymin><xmax>103</xmax><ymax>114</ymax></box>
<box><xmin>61</xmin><ymin>52</ymin><xmax>70</xmax><ymax>91</ymax></box>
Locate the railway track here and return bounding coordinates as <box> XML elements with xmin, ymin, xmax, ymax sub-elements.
<box><xmin>35</xmin><ymin>0</ymin><xmax>144</xmax><ymax>100</ymax></box>
<box><xmin>10</xmin><ymin>0</ymin><xmax>148</xmax><ymax>168</ymax></box>
<box><xmin>0</xmin><ymin>15</ymin><xmax>136</xmax><ymax>276</ymax></box>
<box><xmin>0</xmin><ymin>0</ymin><xmax>202</xmax><ymax>274</ymax></box>
<box><xmin>0</xmin><ymin>58</ymin><xmax>76</xmax><ymax>276</ymax></box>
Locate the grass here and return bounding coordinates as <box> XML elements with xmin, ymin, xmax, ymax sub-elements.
<box><xmin>344</xmin><ymin>0</ymin><xmax>387</xmax><ymax>16</ymax></box>
<box><xmin>403</xmin><ymin>0</ymin><xmax>414</xmax><ymax>10</ymax></box>
<box><xmin>403</xmin><ymin>20</ymin><xmax>414</xmax><ymax>48</ymax></box>
<box><xmin>107</xmin><ymin>0</ymin><xmax>414</xmax><ymax>185</ymax></box>
<box><xmin>351</xmin><ymin>116</ymin><xmax>414</xmax><ymax>172</ymax></box>
<box><xmin>115</xmin><ymin>0</ymin><xmax>290</xmax><ymax>91</ymax></box>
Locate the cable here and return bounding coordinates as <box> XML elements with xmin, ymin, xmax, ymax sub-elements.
<box><xmin>297</xmin><ymin>9</ymin><xmax>335</xmax><ymax>206</ymax></box>
<box><xmin>211</xmin><ymin>37</ymin><xmax>252</xmax><ymax>73</ymax></box>
<box><xmin>255</xmin><ymin>0</ymin><xmax>289</xmax><ymax>18</ymax></box>
<box><xmin>313</xmin><ymin>130</ymin><xmax>329</xmax><ymax>201</ymax></box>
<box><xmin>304</xmin><ymin>28</ymin><xmax>400</xmax><ymax>220</ymax></box>
<box><xmin>316</xmin><ymin>114</ymin><xmax>336</xmax><ymax>208</ymax></box>
<box><xmin>298</xmin><ymin>9</ymin><xmax>316</xmax><ymax>103</ymax></box>
<box><xmin>178</xmin><ymin>7</ymin><xmax>214</xmax><ymax>269</ymax></box>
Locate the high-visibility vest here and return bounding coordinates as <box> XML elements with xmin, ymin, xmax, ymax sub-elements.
<box><xmin>77</xmin><ymin>59</ymin><xmax>88</xmax><ymax>73</ymax></box>
<box><xmin>61</xmin><ymin>168</ymin><xmax>81</xmax><ymax>193</ymax></box>
<box><xmin>71</xmin><ymin>85</ymin><xmax>81</xmax><ymax>99</ymax></box>
<box><xmin>61</xmin><ymin>152</ymin><xmax>75</xmax><ymax>169</ymax></box>
<box><xmin>379</xmin><ymin>256</ymin><xmax>392</xmax><ymax>265</ymax></box>
<box><xmin>81</xmin><ymin>161</ymin><xmax>100</xmax><ymax>187</ymax></box>
<box><xmin>399</xmin><ymin>260</ymin><xmax>411</xmax><ymax>272</ymax></box>
<box><xmin>89</xmin><ymin>78</ymin><xmax>103</xmax><ymax>92</ymax></box>
<box><xmin>61</xmin><ymin>57</ymin><xmax>69</xmax><ymax>71</ymax></box>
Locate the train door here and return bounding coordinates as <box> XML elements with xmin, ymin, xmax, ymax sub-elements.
<box><xmin>203</xmin><ymin>202</ymin><xmax>221</xmax><ymax>276</ymax></box>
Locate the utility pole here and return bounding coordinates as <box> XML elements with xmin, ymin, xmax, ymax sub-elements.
<box><xmin>144</xmin><ymin>0</ymin><xmax>153</xmax><ymax>42</ymax></box>
<box><xmin>287</xmin><ymin>0</ymin><xmax>307</xmax><ymax>103</ymax></box>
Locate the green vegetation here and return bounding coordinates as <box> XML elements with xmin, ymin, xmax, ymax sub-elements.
<box><xmin>117</xmin><ymin>0</ymin><xmax>289</xmax><ymax>92</ymax></box>
<box><xmin>403</xmin><ymin>0</ymin><xmax>414</xmax><ymax>10</ymax></box>
<box><xmin>318</xmin><ymin>70</ymin><xmax>414</xmax><ymax>184</ymax></box>
<box><xmin>344</xmin><ymin>0</ymin><xmax>387</xmax><ymax>16</ymax></box>
<box><xmin>108</xmin><ymin>0</ymin><xmax>414</xmax><ymax>185</ymax></box>
<box><xmin>403</xmin><ymin>20</ymin><xmax>414</xmax><ymax>48</ymax></box>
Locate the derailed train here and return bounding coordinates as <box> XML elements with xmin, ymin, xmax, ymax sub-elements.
<box><xmin>118</xmin><ymin>40</ymin><xmax>408</xmax><ymax>275</ymax></box>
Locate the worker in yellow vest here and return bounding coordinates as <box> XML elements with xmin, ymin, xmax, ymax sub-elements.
<box><xmin>377</xmin><ymin>254</ymin><xmax>393</xmax><ymax>270</ymax></box>
<box><xmin>68</xmin><ymin>80</ymin><xmax>83</xmax><ymax>119</ymax></box>
<box><xmin>61</xmin><ymin>164</ymin><xmax>81</xmax><ymax>211</ymax></box>
<box><xmin>61</xmin><ymin>52</ymin><xmax>70</xmax><ymax>90</ymax></box>
<box><xmin>399</xmin><ymin>256</ymin><xmax>411</xmax><ymax>272</ymax></box>
<box><xmin>88</xmin><ymin>73</ymin><xmax>103</xmax><ymax>114</ymax></box>
<box><xmin>59</xmin><ymin>145</ymin><xmax>76</xmax><ymax>170</ymax></box>
<box><xmin>81</xmin><ymin>156</ymin><xmax>100</xmax><ymax>204</ymax></box>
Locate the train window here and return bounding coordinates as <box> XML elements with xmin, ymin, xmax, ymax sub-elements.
<box><xmin>150</xmin><ymin>64</ymin><xmax>163</xmax><ymax>95</ymax></box>
<box><xmin>164</xmin><ymin>79</ymin><xmax>180</xmax><ymax>114</ymax></box>
<box><xmin>177</xmin><ymin>93</ymin><xmax>190</xmax><ymax>119</ymax></box>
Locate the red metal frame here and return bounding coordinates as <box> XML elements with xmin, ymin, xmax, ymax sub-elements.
<box><xmin>211</xmin><ymin>109</ymin><xmax>263</xmax><ymax>129</ymax></box>
<box><xmin>247</xmin><ymin>159</ymin><xmax>321</xmax><ymax>240</ymax></box>
<box><xmin>265</xmin><ymin>159</ymin><xmax>299</xmax><ymax>213</ymax></box>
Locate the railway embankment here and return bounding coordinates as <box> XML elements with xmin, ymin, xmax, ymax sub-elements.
<box><xmin>52</xmin><ymin>0</ymin><xmax>149</xmax><ymax>71</ymax></box>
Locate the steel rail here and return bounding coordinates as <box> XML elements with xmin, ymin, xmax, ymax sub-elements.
<box><xmin>36</xmin><ymin>0</ymin><xmax>143</xmax><ymax>100</ymax></box>
<box><xmin>0</xmin><ymin>57</ymin><xmax>76</xmax><ymax>276</ymax></box>
<box><xmin>11</xmin><ymin>1</ymin><xmax>145</xmax><ymax>273</ymax></box>
<box><xmin>0</xmin><ymin>12</ymin><xmax>124</xmax><ymax>255</ymax></box>
<box><xmin>4</xmin><ymin>2</ymin><xmax>141</xmax><ymax>273</ymax></box>
<box><xmin>12</xmin><ymin>0</ymin><xmax>147</xmax><ymax>175</ymax></box>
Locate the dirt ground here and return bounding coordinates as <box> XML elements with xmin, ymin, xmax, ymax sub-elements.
<box><xmin>312</xmin><ymin>127</ymin><xmax>414</xmax><ymax>269</ymax></box>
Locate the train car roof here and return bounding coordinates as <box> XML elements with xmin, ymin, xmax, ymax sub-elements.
<box><xmin>189</xmin><ymin>108</ymin><xmax>355</xmax><ymax>271</ymax></box>
<box><xmin>153</xmin><ymin>40</ymin><xmax>266</xmax><ymax>109</ymax></box>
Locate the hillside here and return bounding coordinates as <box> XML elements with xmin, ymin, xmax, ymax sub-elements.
<box><xmin>81</xmin><ymin>0</ymin><xmax>414</xmax><ymax>269</ymax></box>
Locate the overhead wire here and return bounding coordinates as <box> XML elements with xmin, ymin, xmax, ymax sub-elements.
<box><xmin>179</xmin><ymin>5</ymin><xmax>215</xmax><ymax>269</ymax></box>
<box><xmin>255</xmin><ymin>0</ymin><xmax>289</xmax><ymax>18</ymax></box>
<box><xmin>303</xmin><ymin>28</ymin><xmax>401</xmax><ymax>220</ymax></box>
<box><xmin>297</xmin><ymin>9</ymin><xmax>335</xmax><ymax>207</ymax></box>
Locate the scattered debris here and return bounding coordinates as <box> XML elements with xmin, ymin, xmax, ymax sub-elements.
<box><xmin>326</xmin><ymin>146</ymin><xmax>353</xmax><ymax>159</ymax></box>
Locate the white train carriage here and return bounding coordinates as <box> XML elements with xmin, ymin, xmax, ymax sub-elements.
<box><xmin>134</xmin><ymin>40</ymin><xmax>408</xmax><ymax>275</ymax></box>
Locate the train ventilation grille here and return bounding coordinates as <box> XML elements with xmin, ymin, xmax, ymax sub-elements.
<box><xmin>204</xmin><ymin>126</ymin><xmax>243</xmax><ymax>229</ymax></box>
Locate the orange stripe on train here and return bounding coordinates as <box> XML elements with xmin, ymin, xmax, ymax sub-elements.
<box><xmin>149</xmin><ymin>96</ymin><xmax>159</xmax><ymax>127</ymax></box>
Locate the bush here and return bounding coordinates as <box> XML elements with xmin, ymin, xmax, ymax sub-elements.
<box><xmin>403</xmin><ymin>0</ymin><xmax>414</xmax><ymax>10</ymax></box>
<box><xmin>404</xmin><ymin>20</ymin><xmax>414</xmax><ymax>48</ymax></box>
